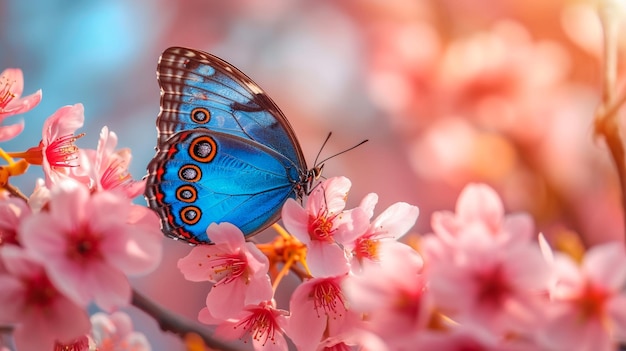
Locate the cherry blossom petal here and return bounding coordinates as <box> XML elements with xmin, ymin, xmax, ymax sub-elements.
<box><xmin>0</xmin><ymin>246</ymin><xmax>90</xmax><ymax>350</ymax></box>
<box><xmin>206</xmin><ymin>280</ymin><xmax>249</xmax><ymax>319</ymax></box>
<box><xmin>281</xmin><ymin>198</ymin><xmax>310</xmax><ymax>244</ymax></box>
<box><xmin>371</xmin><ymin>202</ymin><xmax>419</xmax><ymax>239</ymax></box>
<box><xmin>88</xmin><ymin>262</ymin><xmax>132</xmax><ymax>310</ymax></box>
<box><xmin>207</xmin><ymin>221</ymin><xmax>247</xmax><ymax>249</ymax></box>
<box><xmin>332</xmin><ymin>207</ymin><xmax>370</xmax><ymax>244</ymax></box>
<box><xmin>583</xmin><ymin>243</ymin><xmax>626</xmax><ymax>289</ymax></box>
<box><xmin>455</xmin><ymin>183</ymin><xmax>504</xmax><ymax>230</ymax></box>
<box><xmin>358</xmin><ymin>192</ymin><xmax>379</xmax><ymax>219</ymax></box>
<box><xmin>198</xmin><ymin>307</ymin><xmax>221</xmax><ymax>325</ymax></box>
<box><xmin>288</xmin><ymin>296</ymin><xmax>326</xmax><ymax>351</ymax></box>
<box><xmin>20</xmin><ymin>180</ymin><xmax>161</xmax><ymax>310</ymax></box>
<box><xmin>43</xmin><ymin>104</ymin><xmax>85</xmax><ymax>142</ymax></box>
<box><xmin>308</xmin><ymin>176</ymin><xmax>351</xmax><ymax>215</ymax></box>
<box><xmin>177</xmin><ymin>245</ymin><xmax>217</xmax><ymax>282</ymax></box>
<box><xmin>0</xmin><ymin>120</ymin><xmax>24</xmax><ymax>142</ymax></box>
<box><xmin>0</xmin><ymin>275</ymin><xmax>23</xmax><ymax>322</ymax></box>
<box><xmin>111</xmin><ymin>206</ymin><xmax>163</xmax><ymax>274</ymax></box>
<box><xmin>307</xmin><ymin>241</ymin><xmax>349</xmax><ymax>277</ymax></box>
<box><xmin>0</xmin><ymin>68</ymin><xmax>42</xmax><ymax>118</ymax></box>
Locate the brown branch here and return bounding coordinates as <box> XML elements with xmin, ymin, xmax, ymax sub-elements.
<box><xmin>4</xmin><ymin>183</ymin><xmax>28</xmax><ymax>202</ymax></box>
<box><xmin>131</xmin><ymin>288</ymin><xmax>243</xmax><ymax>351</ymax></box>
<box><xmin>594</xmin><ymin>1</ymin><xmax>626</xmax><ymax>240</ymax></box>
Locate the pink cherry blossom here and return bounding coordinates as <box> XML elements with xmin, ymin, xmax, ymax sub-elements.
<box><xmin>538</xmin><ymin>242</ymin><xmax>626</xmax><ymax>351</ymax></box>
<box><xmin>19</xmin><ymin>179</ymin><xmax>163</xmax><ymax>310</ymax></box>
<box><xmin>0</xmin><ymin>246</ymin><xmax>90</xmax><ymax>351</ymax></box>
<box><xmin>211</xmin><ymin>300</ymin><xmax>289</xmax><ymax>351</ymax></box>
<box><xmin>423</xmin><ymin>183</ymin><xmax>535</xmax><ymax>269</ymax></box>
<box><xmin>178</xmin><ymin>222</ymin><xmax>272</xmax><ymax>320</ymax></box>
<box><xmin>0</xmin><ymin>68</ymin><xmax>42</xmax><ymax>142</ymax></box>
<box><xmin>10</xmin><ymin>104</ymin><xmax>86</xmax><ymax>186</ymax></box>
<box><xmin>288</xmin><ymin>275</ymin><xmax>361</xmax><ymax>351</ymax></box>
<box><xmin>28</xmin><ymin>178</ymin><xmax>51</xmax><ymax>213</ymax></box>
<box><xmin>430</xmin><ymin>183</ymin><xmax>534</xmax><ymax>247</ymax></box>
<box><xmin>76</xmin><ymin>126</ymin><xmax>145</xmax><ymax>198</ymax></box>
<box><xmin>346</xmin><ymin>192</ymin><xmax>419</xmax><ymax>271</ymax></box>
<box><xmin>343</xmin><ymin>243</ymin><xmax>430</xmax><ymax>349</ymax></box>
<box><xmin>425</xmin><ymin>229</ymin><xmax>550</xmax><ymax>336</ymax></box>
<box><xmin>422</xmin><ymin>183</ymin><xmax>549</xmax><ymax>336</ymax></box>
<box><xmin>282</xmin><ymin>176</ymin><xmax>369</xmax><ymax>277</ymax></box>
<box><xmin>90</xmin><ymin>311</ymin><xmax>151</xmax><ymax>351</ymax></box>
<box><xmin>53</xmin><ymin>336</ymin><xmax>90</xmax><ymax>351</ymax></box>
<box><xmin>415</xmin><ymin>323</ymin><xmax>540</xmax><ymax>351</ymax></box>
<box><xmin>0</xmin><ymin>196</ymin><xmax>31</xmax><ymax>246</ymax></box>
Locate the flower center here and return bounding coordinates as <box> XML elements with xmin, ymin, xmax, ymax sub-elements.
<box><xmin>25</xmin><ymin>273</ymin><xmax>58</xmax><ymax>307</ymax></box>
<box><xmin>394</xmin><ymin>284</ymin><xmax>425</xmax><ymax>326</ymax></box>
<box><xmin>0</xmin><ymin>226</ymin><xmax>19</xmax><ymax>246</ymax></box>
<box><xmin>53</xmin><ymin>336</ymin><xmax>90</xmax><ymax>351</ymax></box>
<box><xmin>308</xmin><ymin>208</ymin><xmax>336</xmax><ymax>242</ymax></box>
<box><xmin>209</xmin><ymin>252</ymin><xmax>247</xmax><ymax>285</ymax></box>
<box><xmin>66</xmin><ymin>228</ymin><xmax>102</xmax><ymax>263</ymax></box>
<box><xmin>574</xmin><ymin>283</ymin><xmax>609</xmax><ymax>321</ymax></box>
<box><xmin>474</xmin><ymin>264</ymin><xmax>511</xmax><ymax>308</ymax></box>
<box><xmin>236</xmin><ymin>305</ymin><xmax>281</xmax><ymax>346</ymax></box>
<box><xmin>312</xmin><ymin>279</ymin><xmax>346</xmax><ymax>318</ymax></box>
<box><xmin>354</xmin><ymin>235</ymin><xmax>379</xmax><ymax>262</ymax></box>
<box><xmin>0</xmin><ymin>76</ymin><xmax>16</xmax><ymax>110</ymax></box>
<box><xmin>46</xmin><ymin>133</ymin><xmax>84</xmax><ymax>168</ymax></box>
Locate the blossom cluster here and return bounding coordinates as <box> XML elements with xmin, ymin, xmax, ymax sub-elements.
<box><xmin>179</xmin><ymin>176</ymin><xmax>626</xmax><ymax>351</ymax></box>
<box><xmin>3</xmin><ymin>62</ymin><xmax>626</xmax><ymax>351</ymax></box>
<box><xmin>0</xmin><ymin>68</ymin><xmax>161</xmax><ymax>351</ymax></box>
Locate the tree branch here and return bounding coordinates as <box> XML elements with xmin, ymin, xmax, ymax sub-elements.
<box><xmin>594</xmin><ymin>1</ymin><xmax>626</xmax><ymax>240</ymax></box>
<box><xmin>131</xmin><ymin>288</ymin><xmax>243</xmax><ymax>351</ymax></box>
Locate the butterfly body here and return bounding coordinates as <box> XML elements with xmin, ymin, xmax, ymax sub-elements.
<box><xmin>145</xmin><ymin>47</ymin><xmax>316</xmax><ymax>244</ymax></box>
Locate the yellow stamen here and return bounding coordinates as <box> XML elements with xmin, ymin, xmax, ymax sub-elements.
<box><xmin>256</xmin><ymin>224</ymin><xmax>311</xmax><ymax>291</ymax></box>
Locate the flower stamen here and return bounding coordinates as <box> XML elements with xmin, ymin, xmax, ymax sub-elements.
<box><xmin>235</xmin><ymin>306</ymin><xmax>280</xmax><ymax>346</ymax></box>
<box><xmin>354</xmin><ymin>235</ymin><xmax>380</xmax><ymax>262</ymax></box>
<box><xmin>0</xmin><ymin>76</ymin><xmax>16</xmax><ymax>110</ymax></box>
<box><xmin>308</xmin><ymin>207</ymin><xmax>337</xmax><ymax>242</ymax></box>
<box><xmin>46</xmin><ymin>133</ymin><xmax>85</xmax><ymax>167</ymax></box>
<box><xmin>209</xmin><ymin>253</ymin><xmax>247</xmax><ymax>285</ymax></box>
<box><xmin>312</xmin><ymin>280</ymin><xmax>346</xmax><ymax>318</ymax></box>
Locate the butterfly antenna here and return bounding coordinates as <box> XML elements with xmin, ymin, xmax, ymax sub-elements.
<box><xmin>313</xmin><ymin>132</ymin><xmax>333</xmax><ymax>167</ymax></box>
<box><xmin>316</xmin><ymin>138</ymin><xmax>369</xmax><ymax>166</ymax></box>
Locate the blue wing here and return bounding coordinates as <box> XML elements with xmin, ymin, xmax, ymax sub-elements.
<box><xmin>156</xmin><ymin>47</ymin><xmax>307</xmax><ymax>170</ymax></box>
<box><xmin>145</xmin><ymin>47</ymin><xmax>316</xmax><ymax>244</ymax></box>
<box><xmin>145</xmin><ymin>129</ymin><xmax>302</xmax><ymax>244</ymax></box>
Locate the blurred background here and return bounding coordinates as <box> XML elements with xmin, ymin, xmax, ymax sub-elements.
<box><xmin>1</xmin><ymin>0</ymin><xmax>624</xmax><ymax>349</ymax></box>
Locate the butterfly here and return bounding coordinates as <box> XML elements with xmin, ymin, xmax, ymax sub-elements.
<box><xmin>144</xmin><ymin>47</ymin><xmax>321</xmax><ymax>245</ymax></box>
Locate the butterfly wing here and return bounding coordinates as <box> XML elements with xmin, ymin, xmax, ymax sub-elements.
<box><xmin>156</xmin><ymin>47</ymin><xmax>306</xmax><ymax>169</ymax></box>
<box><xmin>145</xmin><ymin>129</ymin><xmax>302</xmax><ymax>244</ymax></box>
<box><xmin>145</xmin><ymin>47</ymin><xmax>309</xmax><ymax>244</ymax></box>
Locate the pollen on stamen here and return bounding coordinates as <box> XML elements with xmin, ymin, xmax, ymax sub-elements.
<box><xmin>235</xmin><ymin>308</ymin><xmax>279</xmax><ymax>346</ymax></box>
<box><xmin>46</xmin><ymin>133</ymin><xmax>85</xmax><ymax>168</ymax></box>
<box><xmin>100</xmin><ymin>159</ymin><xmax>133</xmax><ymax>190</ymax></box>
<box><xmin>355</xmin><ymin>236</ymin><xmax>380</xmax><ymax>262</ymax></box>
<box><xmin>0</xmin><ymin>76</ymin><xmax>16</xmax><ymax>110</ymax></box>
<box><xmin>209</xmin><ymin>253</ymin><xmax>247</xmax><ymax>285</ymax></box>
<box><xmin>312</xmin><ymin>280</ymin><xmax>346</xmax><ymax>319</ymax></box>
<box><xmin>308</xmin><ymin>208</ymin><xmax>337</xmax><ymax>242</ymax></box>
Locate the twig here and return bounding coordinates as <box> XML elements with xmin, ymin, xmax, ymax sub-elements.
<box><xmin>131</xmin><ymin>288</ymin><xmax>242</xmax><ymax>351</ymax></box>
<box><xmin>4</xmin><ymin>183</ymin><xmax>28</xmax><ymax>202</ymax></box>
<box><xmin>594</xmin><ymin>1</ymin><xmax>626</xmax><ymax>239</ymax></box>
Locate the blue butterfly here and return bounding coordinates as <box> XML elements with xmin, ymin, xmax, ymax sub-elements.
<box><xmin>144</xmin><ymin>47</ymin><xmax>321</xmax><ymax>244</ymax></box>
